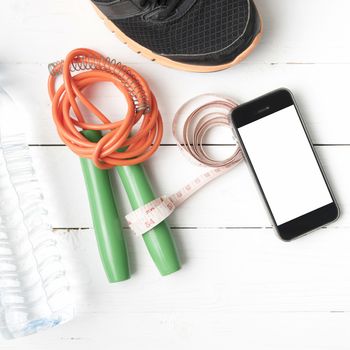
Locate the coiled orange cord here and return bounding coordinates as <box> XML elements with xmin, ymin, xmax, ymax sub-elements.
<box><xmin>48</xmin><ymin>48</ymin><xmax>163</xmax><ymax>169</ymax></box>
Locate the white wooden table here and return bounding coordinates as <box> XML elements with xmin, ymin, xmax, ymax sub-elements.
<box><xmin>1</xmin><ymin>0</ymin><xmax>350</xmax><ymax>349</ymax></box>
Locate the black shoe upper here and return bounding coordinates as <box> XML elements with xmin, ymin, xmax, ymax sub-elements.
<box><xmin>92</xmin><ymin>0</ymin><xmax>261</xmax><ymax>66</ymax></box>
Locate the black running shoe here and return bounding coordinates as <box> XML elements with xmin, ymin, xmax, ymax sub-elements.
<box><xmin>91</xmin><ymin>0</ymin><xmax>262</xmax><ymax>72</ymax></box>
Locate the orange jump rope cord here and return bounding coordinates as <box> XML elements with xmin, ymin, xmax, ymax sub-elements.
<box><xmin>48</xmin><ymin>48</ymin><xmax>163</xmax><ymax>169</ymax></box>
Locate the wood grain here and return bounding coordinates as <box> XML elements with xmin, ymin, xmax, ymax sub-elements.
<box><xmin>30</xmin><ymin>145</ymin><xmax>349</xmax><ymax>229</ymax></box>
<box><xmin>0</xmin><ymin>0</ymin><xmax>349</xmax><ymax>348</ymax></box>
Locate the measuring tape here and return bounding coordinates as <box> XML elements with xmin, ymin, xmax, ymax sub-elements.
<box><xmin>126</xmin><ymin>94</ymin><xmax>244</xmax><ymax>236</ymax></box>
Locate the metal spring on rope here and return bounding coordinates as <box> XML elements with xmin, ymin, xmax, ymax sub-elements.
<box><xmin>48</xmin><ymin>56</ymin><xmax>149</xmax><ymax>112</ymax></box>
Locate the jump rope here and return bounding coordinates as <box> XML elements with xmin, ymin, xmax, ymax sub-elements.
<box><xmin>48</xmin><ymin>49</ymin><xmax>241</xmax><ymax>282</ymax></box>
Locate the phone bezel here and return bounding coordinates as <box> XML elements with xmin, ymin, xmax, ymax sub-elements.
<box><xmin>231</xmin><ymin>88</ymin><xmax>339</xmax><ymax>241</ymax></box>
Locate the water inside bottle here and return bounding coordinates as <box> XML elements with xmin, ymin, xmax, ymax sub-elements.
<box><xmin>0</xmin><ymin>87</ymin><xmax>74</xmax><ymax>339</ymax></box>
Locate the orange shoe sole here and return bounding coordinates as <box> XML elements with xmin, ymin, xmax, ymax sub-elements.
<box><xmin>93</xmin><ymin>4</ymin><xmax>263</xmax><ymax>73</ymax></box>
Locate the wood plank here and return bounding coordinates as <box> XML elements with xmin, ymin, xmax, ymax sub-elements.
<box><xmin>1</xmin><ymin>0</ymin><xmax>349</xmax><ymax>64</ymax></box>
<box><xmin>2</xmin><ymin>62</ymin><xmax>350</xmax><ymax>145</ymax></box>
<box><xmin>3</xmin><ymin>312</ymin><xmax>350</xmax><ymax>350</ymax></box>
<box><xmin>30</xmin><ymin>145</ymin><xmax>348</xmax><ymax>229</ymax></box>
<box><xmin>54</xmin><ymin>228</ymin><xmax>350</xmax><ymax>313</ymax></box>
<box><xmin>1</xmin><ymin>1</ymin><xmax>350</xmax><ymax>348</ymax></box>
<box><xmin>2</xmin><ymin>227</ymin><xmax>350</xmax><ymax>349</ymax></box>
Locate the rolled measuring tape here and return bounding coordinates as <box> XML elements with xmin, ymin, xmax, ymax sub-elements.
<box><xmin>126</xmin><ymin>94</ymin><xmax>244</xmax><ymax>236</ymax></box>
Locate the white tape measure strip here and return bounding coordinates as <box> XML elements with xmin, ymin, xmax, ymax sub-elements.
<box><xmin>126</xmin><ymin>94</ymin><xmax>242</xmax><ymax>236</ymax></box>
<box><xmin>126</xmin><ymin>162</ymin><xmax>241</xmax><ymax>235</ymax></box>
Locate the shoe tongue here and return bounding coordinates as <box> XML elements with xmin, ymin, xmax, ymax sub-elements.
<box><xmin>130</xmin><ymin>0</ymin><xmax>145</xmax><ymax>7</ymax></box>
<box><xmin>92</xmin><ymin>0</ymin><xmax>145</xmax><ymax>19</ymax></box>
<box><xmin>96</xmin><ymin>0</ymin><xmax>144</xmax><ymax>8</ymax></box>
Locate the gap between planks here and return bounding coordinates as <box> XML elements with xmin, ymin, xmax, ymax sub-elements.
<box><xmin>27</xmin><ymin>144</ymin><xmax>350</xmax><ymax>147</ymax></box>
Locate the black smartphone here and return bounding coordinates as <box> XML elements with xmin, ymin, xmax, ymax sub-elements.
<box><xmin>231</xmin><ymin>88</ymin><xmax>339</xmax><ymax>241</ymax></box>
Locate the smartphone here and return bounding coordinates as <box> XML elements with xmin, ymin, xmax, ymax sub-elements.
<box><xmin>231</xmin><ymin>88</ymin><xmax>339</xmax><ymax>241</ymax></box>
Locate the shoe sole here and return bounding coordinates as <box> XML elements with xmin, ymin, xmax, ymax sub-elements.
<box><xmin>92</xmin><ymin>4</ymin><xmax>263</xmax><ymax>73</ymax></box>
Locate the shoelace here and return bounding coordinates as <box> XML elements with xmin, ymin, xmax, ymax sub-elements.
<box><xmin>139</xmin><ymin>0</ymin><xmax>182</xmax><ymax>18</ymax></box>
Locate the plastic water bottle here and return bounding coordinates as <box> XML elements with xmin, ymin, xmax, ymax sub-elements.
<box><xmin>0</xmin><ymin>87</ymin><xmax>74</xmax><ymax>339</ymax></box>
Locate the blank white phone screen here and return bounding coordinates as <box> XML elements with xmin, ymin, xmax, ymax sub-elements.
<box><xmin>238</xmin><ymin>105</ymin><xmax>333</xmax><ymax>225</ymax></box>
